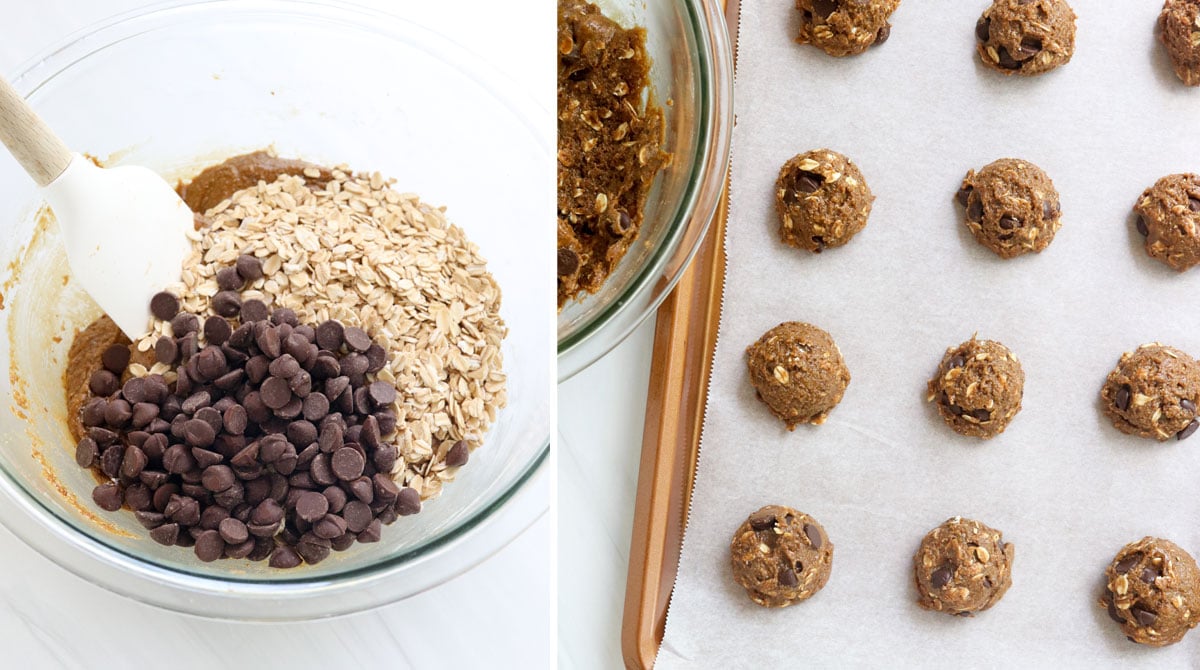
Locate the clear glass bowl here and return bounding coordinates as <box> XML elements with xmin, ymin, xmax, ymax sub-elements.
<box><xmin>0</xmin><ymin>0</ymin><xmax>551</xmax><ymax>620</ymax></box>
<box><xmin>556</xmin><ymin>0</ymin><xmax>733</xmax><ymax>381</ymax></box>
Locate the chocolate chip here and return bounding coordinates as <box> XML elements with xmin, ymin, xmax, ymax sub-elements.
<box><xmin>1105</xmin><ymin>595</ymin><xmax>1124</xmax><ymax>623</ymax></box>
<box><xmin>396</xmin><ymin>487</ymin><xmax>422</xmax><ymax>516</ymax></box>
<box><xmin>236</xmin><ymin>254</ymin><xmax>263</xmax><ymax>281</ymax></box>
<box><xmin>89</xmin><ymin>370</ymin><xmax>119</xmax><ymax>397</ymax></box>
<box><xmin>104</xmin><ymin>399</ymin><xmax>133</xmax><ymax>427</ymax></box>
<box><xmin>75</xmin><ymin>437</ymin><xmax>98</xmax><ymax>468</ymax></box>
<box><xmin>1189</xmin><ymin>197</ymin><xmax>1200</xmax><ymax>213</ymax></box>
<box><xmin>967</xmin><ymin>197</ymin><xmax>983</xmax><ymax>222</ymax></box>
<box><xmin>1115</xmin><ymin>553</ymin><xmax>1141</xmax><ymax>573</ymax></box>
<box><xmin>184</xmin><ymin>418</ymin><xmax>216</xmax><ymax>448</ymax></box>
<box><xmin>261</xmin><ymin>377</ymin><xmax>293</xmax><ymax>410</ymax></box>
<box><xmin>1017</xmin><ymin>36</ymin><xmax>1042</xmax><ymax>59</ymax></box>
<box><xmin>150</xmin><ymin>292</ymin><xmax>180</xmax><ymax>320</ymax></box>
<box><xmin>212</xmin><ymin>290</ymin><xmax>242</xmax><ymax>318</ymax></box>
<box><xmin>216</xmin><ymin>266</ymin><xmax>244</xmax><ymax>291</ymax></box>
<box><xmin>343</xmin><ymin>327</ymin><xmax>371</xmax><ymax>353</ymax></box>
<box><xmin>101</xmin><ymin>344</ymin><xmax>131</xmax><ymax>375</ymax></box>
<box><xmin>240</xmin><ymin>299</ymin><xmax>270</xmax><ymax>323</ymax></box>
<box><xmin>1135</xmin><ymin>215</ymin><xmax>1149</xmax><ymax>236</ymax></box>
<box><xmin>445</xmin><ymin>440</ymin><xmax>469</xmax><ymax>467</ymax></box>
<box><xmin>948</xmin><ymin>355</ymin><xmax>965</xmax><ymax>369</ymax></box>
<box><xmin>975</xmin><ymin>17</ymin><xmax>990</xmax><ymax>42</ymax></box>
<box><xmin>931</xmin><ymin>566</ymin><xmax>953</xmax><ymax>588</ymax></box>
<box><xmin>557</xmin><ymin>248</ymin><xmax>580</xmax><ymax>276</ymax></box>
<box><xmin>342</xmin><ymin>500</ymin><xmax>373</xmax><ymax>532</ymax></box>
<box><xmin>356</xmin><ymin>520</ymin><xmax>382</xmax><ymax>544</ymax></box>
<box><xmin>201</xmin><ymin>465</ymin><xmax>236</xmax><ymax>493</ymax></box>
<box><xmin>996</xmin><ymin>46</ymin><xmax>1021</xmax><ymax>70</ymax></box>
<box><xmin>998</xmin><ymin>215</ymin><xmax>1020</xmax><ymax>230</ymax></box>
<box><xmin>171</xmin><ymin>313</ymin><xmax>199</xmax><ymax>337</ymax></box>
<box><xmin>100</xmin><ymin>445</ymin><xmax>124</xmax><ymax>477</ymax></box>
<box><xmin>204</xmin><ymin>316</ymin><xmax>233</xmax><ymax>345</ymax></box>
<box><xmin>812</xmin><ymin>0</ymin><xmax>836</xmax><ymax>20</ymax></box>
<box><xmin>268</xmin><ymin>545</ymin><xmax>302</xmax><ymax>569</ymax></box>
<box><xmin>269</xmin><ymin>354</ymin><xmax>302</xmax><ymax>379</ymax></box>
<box><xmin>256</xmin><ymin>326</ymin><xmax>282</xmax><ymax>359</ymax></box>
<box><xmin>150</xmin><ymin>523</ymin><xmax>180</xmax><ymax>546</ymax></box>
<box><xmin>92</xmin><ymin>482</ymin><xmax>123</xmax><ymax>511</ymax></box>
<box><xmin>1114</xmin><ymin>385</ymin><xmax>1131</xmax><ymax>412</ymax></box>
<box><xmin>778</xmin><ymin>565</ymin><xmax>799</xmax><ymax>587</ymax></box>
<box><xmin>313</xmin><ymin>513</ymin><xmax>348</xmax><ymax>540</ymax></box>
<box><xmin>332</xmin><ymin>447</ymin><xmax>366</xmax><ymax>481</ymax></box>
<box><xmin>121</xmin><ymin>445</ymin><xmax>148</xmax><ymax>478</ymax></box>
<box><xmin>1140</xmin><ymin>566</ymin><xmax>1160</xmax><ymax>584</ymax></box>
<box><xmin>294</xmin><ymin>490</ymin><xmax>330</xmax><ymax>523</ymax></box>
<box><xmin>196</xmin><ymin>346</ymin><xmax>228</xmax><ymax>380</ymax></box>
<box><xmin>875</xmin><ymin>24</ymin><xmax>890</xmax><ymax>45</ymax></box>
<box><xmin>804</xmin><ymin>523</ymin><xmax>823</xmax><ymax>549</ymax></box>
<box><xmin>1177</xmin><ymin>419</ymin><xmax>1199</xmax><ymax>441</ymax></box>
<box><xmin>1131</xmin><ymin>605</ymin><xmax>1157</xmax><ymax>627</ymax></box>
<box><xmin>971</xmin><ymin>408</ymin><xmax>992</xmax><ymax>422</ymax></box>
<box><xmin>367</xmin><ymin>381</ymin><xmax>397</xmax><ymax>407</ymax></box>
<box><xmin>1184</xmin><ymin>399</ymin><xmax>1197</xmax><ymax>413</ymax></box>
<box><xmin>154</xmin><ymin>336</ymin><xmax>179</xmax><ymax>365</ymax></box>
<box><xmin>956</xmin><ymin>186</ymin><xmax>973</xmax><ymax>207</ymax></box>
<box><xmin>795</xmin><ymin>172</ymin><xmax>823</xmax><ymax>194</ymax></box>
<box><xmin>303</xmin><ymin>393</ymin><xmax>330</xmax><ymax>422</ymax></box>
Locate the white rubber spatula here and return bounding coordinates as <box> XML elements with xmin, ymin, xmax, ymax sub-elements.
<box><xmin>0</xmin><ymin>75</ymin><xmax>192</xmax><ymax>339</ymax></box>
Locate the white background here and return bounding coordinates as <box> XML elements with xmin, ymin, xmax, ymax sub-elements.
<box><xmin>0</xmin><ymin>1</ymin><xmax>552</xmax><ymax>668</ymax></box>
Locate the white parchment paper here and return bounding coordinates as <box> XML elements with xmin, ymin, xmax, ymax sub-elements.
<box><xmin>657</xmin><ymin>1</ymin><xmax>1200</xmax><ymax>667</ymax></box>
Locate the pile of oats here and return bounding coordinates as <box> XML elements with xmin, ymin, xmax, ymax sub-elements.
<box><xmin>131</xmin><ymin>164</ymin><xmax>507</xmax><ymax>500</ymax></box>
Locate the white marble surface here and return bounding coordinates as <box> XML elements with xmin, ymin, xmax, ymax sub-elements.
<box><xmin>558</xmin><ymin>318</ymin><xmax>656</xmax><ymax>669</ymax></box>
<box><xmin>1</xmin><ymin>2</ymin><xmax>550</xmax><ymax>668</ymax></box>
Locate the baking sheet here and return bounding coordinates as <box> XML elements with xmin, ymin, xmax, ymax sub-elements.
<box><xmin>657</xmin><ymin>1</ymin><xmax>1200</xmax><ymax>667</ymax></box>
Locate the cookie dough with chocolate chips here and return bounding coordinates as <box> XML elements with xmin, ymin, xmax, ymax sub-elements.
<box><xmin>914</xmin><ymin>517</ymin><xmax>1014</xmax><ymax>616</ymax></box>
<box><xmin>1159</xmin><ymin>0</ymin><xmax>1200</xmax><ymax>86</ymax></box>
<box><xmin>730</xmin><ymin>505</ymin><xmax>833</xmax><ymax>608</ymax></box>
<box><xmin>557</xmin><ymin>0</ymin><xmax>670</xmax><ymax>309</ymax></box>
<box><xmin>926</xmin><ymin>337</ymin><xmax>1024</xmax><ymax>439</ymax></box>
<box><xmin>1133</xmin><ymin>173</ymin><xmax>1200</xmax><ymax>272</ymax></box>
<box><xmin>975</xmin><ymin>0</ymin><xmax>1076</xmax><ymax>76</ymax></box>
<box><xmin>746</xmin><ymin>322</ymin><xmax>850</xmax><ymax>430</ymax></box>
<box><xmin>775</xmin><ymin>150</ymin><xmax>874</xmax><ymax>253</ymax></box>
<box><xmin>956</xmin><ymin>158</ymin><xmax>1061</xmax><ymax>259</ymax></box>
<box><xmin>793</xmin><ymin>0</ymin><xmax>899</xmax><ymax>57</ymax></box>
<box><xmin>1101</xmin><ymin>343</ymin><xmax>1200</xmax><ymax>441</ymax></box>
<box><xmin>1101</xmin><ymin>537</ymin><xmax>1200</xmax><ymax>646</ymax></box>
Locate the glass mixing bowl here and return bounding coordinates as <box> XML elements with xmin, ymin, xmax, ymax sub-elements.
<box><xmin>556</xmin><ymin>0</ymin><xmax>733</xmax><ymax>381</ymax></box>
<box><xmin>0</xmin><ymin>0</ymin><xmax>551</xmax><ymax>619</ymax></box>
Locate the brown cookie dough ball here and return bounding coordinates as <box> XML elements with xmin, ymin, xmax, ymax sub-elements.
<box><xmin>775</xmin><ymin>150</ymin><xmax>874</xmax><ymax>253</ymax></box>
<box><xmin>926</xmin><ymin>337</ymin><xmax>1025</xmax><ymax>439</ymax></box>
<box><xmin>794</xmin><ymin>0</ymin><xmax>900</xmax><ymax>57</ymax></box>
<box><xmin>956</xmin><ymin>158</ymin><xmax>1062</xmax><ymax>259</ymax></box>
<box><xmin>975</xmin><ymin>0</ymin><xmax>1076</xmax><ymax>76</ymax></box>
<box><xmin>1101</xmin><ymin>537</ymin><xmax>1200</xmax><ymax>646</ymax></box>
<box><xmin>746</xmin><ymin>322</ymin><xmax>851</xmax><ymax>429</ymax></box>
<box><xmin>1159</xmin><ymin>0</ymin><xmax>1200</xmax><ymax>86</ymax></box>
<box><xmin>914</xmin><ymin>517</ymin><xmax>1014</xmax><ymax>616</ymax></box>
<box><xmin>730</xmin><ymin>505</ymin><xmax>833</xmax><ymax>608</ymax></box>
<box><xmin>1100</xmin><ymin>343</ymin><xmax>1200</xmax><ymax>441</ymax></box>
<box><xmin>1133</xmin><ymin>173</ymin><xmax>1200</xmax><ymax>272</ymax></box>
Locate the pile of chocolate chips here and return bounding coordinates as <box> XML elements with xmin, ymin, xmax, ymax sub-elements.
<box><xmin>76</xmin><ymin>254</ymin><xmax>425</xmax><ymax>568</ymax></box>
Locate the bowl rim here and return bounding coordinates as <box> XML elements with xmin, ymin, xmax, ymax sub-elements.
<box><xmin>0</xmin><ymin>0</ymin><xmax>551</xmax><ymax>618</ymax></box>
<box><xmin>555</xmin><ymin>0</ymin><xmax>734</xmax><ymax>380</ymax></box>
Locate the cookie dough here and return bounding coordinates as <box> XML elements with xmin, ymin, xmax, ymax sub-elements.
<box><xmin>975</xmin><ymin>0</ymin><xmax>1076</xmax><ymax>76</ymax></box>
<box><xmin>956</xmin><ymin>158</ymin><xmax>1062</xmax><ymax>259</ymax></box>
<box><xmin>746</xmin><ymin>322</ymin><xmax>850</xmax><ymax>429</ymax></box>
<box><xmin>557</xmin><ymin>0</ymin><xmax>669</xmax><ymax>308</ymax></box>
<box><xmin>926</xmin><ymin>337</ymin><xmax>1024</xmax><ymax>439</ymax></box>
<box><xmin>1101</xmin><ymin>537</ymin><xmax>1200</xmax><ymax>646</ymax></box>
<box><xmin>775</xmin><ymin>150</ymin><xmax>874</xmax><ymax>253</ymax></box>
<box><xmin>914</xmin><ymin>517</ymin><xmax>1014</xmax><ymax>616</ymax></box>
<box><xmin>1100</xmin><ymin>343</ymin><xmax>1200</xmax><ymax>441</ymax></box>
<box><xmin>793</xmin><ymin>0</ymin><xmax>900</xmax><ymax>57</ymax></box>
<box><xmin>1159</xmin><ymin>0</ymin><xmax>1200</xmax><ymax>86</ymax></box>
<box><xmin>1133</xmin><ymin>173</ymin><xmax>1200</xmax><ymax>272</ymax></box>
<box><xmin>730</xmin><ymin>505</ymin><xmax>833</xmax><ymax>608</ymax></box>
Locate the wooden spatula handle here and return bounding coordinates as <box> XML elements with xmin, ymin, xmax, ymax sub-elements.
<box><xmin>0</xmin><ymin>76</ymin><xmax>72</xmax><ymax>187</ymax></box>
